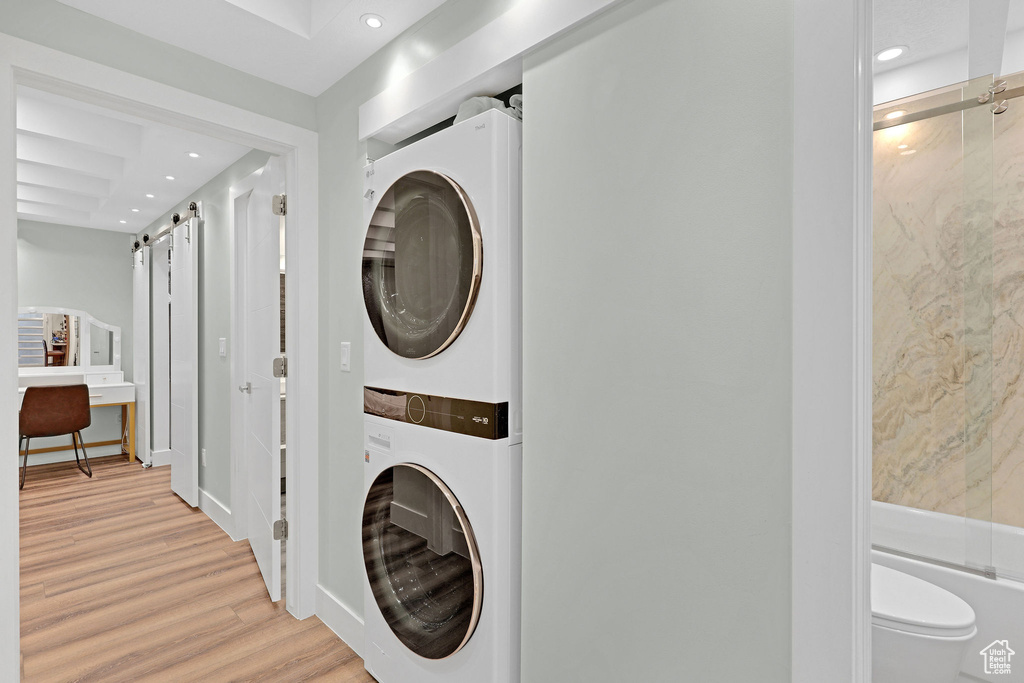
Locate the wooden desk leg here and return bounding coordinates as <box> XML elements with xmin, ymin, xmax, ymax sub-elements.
<box><xmin>128</xmin><ymin>403</ymin><xmax>136</xmax><ymax>463</ymax></box>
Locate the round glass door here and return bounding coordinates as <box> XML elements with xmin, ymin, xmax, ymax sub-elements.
<box><xmin>362</xmin><ymin>170</ymin><xmax>483</xmax><ymax>359</ymax></box>
<box><xmin>363</xmin><ymin>463</ymin><xmax>483</xmax><ymax>659</ymax></box>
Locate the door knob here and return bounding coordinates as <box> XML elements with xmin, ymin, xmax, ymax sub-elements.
<box><xmin>238</xmin><ymin>382</ymin><xmax>252</xmax><ymax>394</ymax></box>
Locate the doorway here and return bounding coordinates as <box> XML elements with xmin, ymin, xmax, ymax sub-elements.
<box><xmin>1</xmin><ymin>43</ymin><xmax>321</xmax><ymax>661</ymax></box>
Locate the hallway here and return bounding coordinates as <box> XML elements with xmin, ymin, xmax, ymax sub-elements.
<box><xmin>19</xmin><ymin>455</ymin><xmax>374</xmax><ymax>681</ymax></box>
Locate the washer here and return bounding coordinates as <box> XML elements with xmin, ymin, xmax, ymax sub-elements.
<box><xmin>362</xmin><ymin>414</ymin><xmax>522</xmax><ymax>683</ymax></box>
<box><xmin>362</xmin><ymin>108</ymin><xmax>522</xmax><ymax>439</ymax></box>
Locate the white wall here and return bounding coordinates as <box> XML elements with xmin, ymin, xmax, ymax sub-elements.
<box><xmin>18</xmin><ymin>221</ymin><xmax>133</xmax><ymax>379</ymax></box>
<box><xmin>519</xmin><ymin>1</ymin><xmax>792</xmax><ymax>679</ymax></box>
<box><xmin>17</xmin><ymin>221</ymin><xmax>134</xmax><ymax>460</ymax></box>
<box><xmin>143</xmin><ymin>149</ymin><xmax>271</xmax><ymax>506</ymax></box>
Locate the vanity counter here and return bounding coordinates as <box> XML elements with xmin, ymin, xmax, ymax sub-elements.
<box><xmin>18</xmin><ymin>373</ymin><xmax>137</xmax><ymax>462</ymax></box>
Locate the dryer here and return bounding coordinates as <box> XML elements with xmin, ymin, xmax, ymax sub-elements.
<box><xmin>362</xmin><ymin>413</ymin><xmax>522</xmax><ymax>683</ymax></box>
<box><xmin>362</xmin><ymin>109</ymin><xmax>522</xmax><ymax>441</ymax></box>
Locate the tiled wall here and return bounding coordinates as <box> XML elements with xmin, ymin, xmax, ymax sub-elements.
<box><xmin>873</xmin><ymin>87</ymin><xmax>1024</xmax><ymax>529</ymax></box>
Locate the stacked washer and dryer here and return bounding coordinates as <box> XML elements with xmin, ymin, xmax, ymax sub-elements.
<box><xmin>360</xmin><ymin>108</ymin><xmax>523</xmax><ymax>683</ymax></box>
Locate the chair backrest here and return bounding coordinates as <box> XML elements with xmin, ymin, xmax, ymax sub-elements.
<box><xmin>20</xmin><ymin>384</ymin><xmax>92</xmax><ymax>437</ymax></box>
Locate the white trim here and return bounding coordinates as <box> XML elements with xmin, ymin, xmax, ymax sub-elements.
<box><xmin>199</xmin><ymin>487</ymin><xmax>239</xmax><ymax>542</ymax></box>
<box><xmin>0</xmin><ymin>34</ymin><xmax>320</xmax><ymax>638</ymax></box>
<box><xmin>792</xmin><ymin>0</ymin><xmax>872</xmax><ymax>681</ymax></box>
<box><xmin>315</xmin><ymin>584</ymin><xmax>365</xmax><ymax>660</ymax></box>
<box><xmin>358</xmin><ymin>0</ymin><xmax>625</xmax><ymax>143</ymax></box>
<box><xmin>283</xmin><ymin>130</ymin><xmax>319</xmax><ymax>620</ymax></box>
<box><xmin>151</xmin><ymin>448</ymin><xmax>173</xmax><ymax>468</ymax></box>
<box><xmin>21</xmin><ymin>445</ymin><xmax>123</xmax><ymax>467</ymax></box>
<box><xmin>0</xmin><ymin>60</ymin><xmax>19</xmax><ymax>681</ymax></box>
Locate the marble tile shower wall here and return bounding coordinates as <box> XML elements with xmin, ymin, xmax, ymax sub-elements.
<box><xmin>873</xmin><ymin>93</ymin><xmax>1024</xmax><ymax>529</ymax></box>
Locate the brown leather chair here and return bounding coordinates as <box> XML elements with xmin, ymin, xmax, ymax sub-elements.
<box><xmin>43</xmin><ymin>340</ymin><xmax>65</xmax><ymax>367</ymax></box>
<box><xmin>19</xmin><ymin>384</ymin><xmax>93</xmax><ymax>489</ymax></box>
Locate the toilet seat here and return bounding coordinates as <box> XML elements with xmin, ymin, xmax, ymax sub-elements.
<box><xmin>872</xmin><ymin>564</ymin><xmax>976</xmax><ymax>638</ymax></box>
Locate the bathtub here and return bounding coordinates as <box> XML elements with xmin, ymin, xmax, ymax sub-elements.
<box><xmin>873</xmin><ymin>501</ymin><xmax>1024</xmax><ymax>682</ymax></box>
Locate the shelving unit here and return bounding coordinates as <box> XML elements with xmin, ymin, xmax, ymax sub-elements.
<box><xmin>18</xmin><ymin>313</ymin><xmax>44</xmax><ymax>367</ymax></box>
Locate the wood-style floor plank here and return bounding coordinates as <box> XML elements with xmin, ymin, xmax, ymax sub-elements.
<box><xmin>20</xmin><ymin>455</ymin><xmax>377</xmax><ymax>682</ymax></box>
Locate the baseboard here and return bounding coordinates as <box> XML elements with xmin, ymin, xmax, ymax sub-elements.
<box><xmin>151</xmin><ymin>449</ymin><xmax>172</xmax><ymax>467</ymax></box>
<box><xmin>24</xmin><ymin>445</ymin><xmax>123</xmax><ymax>466</ymax></box>
<box><xmin>198</xmin><ymin>488</ymin><xmax>239</xmax><ymax>541</ymax></box>
<box><xmin>315</xmin><ymin>584</ymin><xmax>364</xmax><ymax>659</ymax></box>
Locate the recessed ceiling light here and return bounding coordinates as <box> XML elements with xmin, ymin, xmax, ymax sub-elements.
<box><xmin>146</xmin><ymin>194</ymin><xmax>155</xmax><ymax>198</ymax></box>
<box><xmin>119</xmin><ymin>220</ymin><xmax>127</xmax><ymax>224</ymax></box>
<box><xmin>188</xmin><ymin>152</ymin><xmax>200</xmax><ymax>158</ymax></box>
<box><xmin>876</xmin><ymin>46</ymin><xmax>907</xmax><ymax>62</ymax></box>
<box><xmin>884</xmin><ymin>110</ymin><xmax>907</xmax><ymax>120</ymax></box>
<box><xmin>361</xmin><ymin>13</ymin><xmax>384</xmax><ymax>28</ymax></box>
<box><xmin>131</xmin><ymin>208</ymin><xmax>140</xmax><ymax>213</ymax></box>
<box><xmin>165</xmin><ymin>175</ymin><xmax>175</xmax><ymax>181</ymax></box>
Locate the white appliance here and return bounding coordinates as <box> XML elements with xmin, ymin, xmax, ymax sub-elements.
<box><xmin>362</xmin><ymin>415</ymin><xmax>522</xmax><ymax>683</ymax></box>
<box><xmin>360</xmin><ymin>108</ymin><xmax>523</xmax><ymax>683</ymax></box>
<box><xmin>362</xmin><ymin>108</ymin><xmax>523</xmax><ymax>441</ymax></box>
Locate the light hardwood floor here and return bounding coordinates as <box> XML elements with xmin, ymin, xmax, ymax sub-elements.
<box><xmin>20</xmin><ymin>455</ymin><xmax>377</xmax><ymax>682</ymax></box>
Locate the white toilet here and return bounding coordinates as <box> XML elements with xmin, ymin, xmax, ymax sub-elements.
<box><xmin>872</xmin><ymin>563</ymin><xmax>977</xmax><ymax>683</ymax></box>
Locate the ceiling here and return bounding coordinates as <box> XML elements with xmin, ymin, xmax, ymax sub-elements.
<box><xmin>18</xmin><ymin>0</ymin><xmax>451</xmax><ymax>236</ymax></box>
<box><xmin>54</xmin><ymin>0</ymin><xmax>448</xmax><ymax>97</ymax></box>
<box><xmin>874</xmin><ymin>0</ymin><xmax>969</xmax><ymax>74</ymax></box>
<box><xmin>874</xmin><ymin>0</ymin><xmax>1024</xmax><ymax>76</ymax></box>
<box><xmin>16</xmin><ymin>87</ymin><xmax>252</xmax><ymax>234</ymax></box>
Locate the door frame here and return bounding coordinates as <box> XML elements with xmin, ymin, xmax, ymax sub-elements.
<box><xmin>0</xmin><ymin>34</ymin><xmax>320</xmax><ymax>665</ymax></box>
<box><xmin>792</xmin><ymin>0</ymin><xmax>872</xmax><ymax>681</ymax></box>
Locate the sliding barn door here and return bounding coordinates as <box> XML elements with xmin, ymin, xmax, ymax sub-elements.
<box><xmin>150</xmin><ymin>239</ymin><xmax>171</xmax><ymax>462</ymax></box>
<box><xmin>169</xmin><ymin>216</ymin><xmax>199</xmax><ymax>507</ymax></box>
<box><xmin>132</xmin><ymin>247</ymin><xmax>151</xmax><ymax>465</ymax></box>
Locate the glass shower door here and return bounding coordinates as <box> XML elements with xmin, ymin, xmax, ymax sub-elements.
<box><xmin>872</xmin><ymin>74</ymin><xmax>998</xmax><ymax>574</ymax></box>
<box><xmin>962</xmin><ymin>74</ymin><xmax>996</xmax><ymax>576</ymax></box>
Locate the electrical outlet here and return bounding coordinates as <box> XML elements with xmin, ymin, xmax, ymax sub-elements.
<box><xmin>201</xmin><ymin>448</ymin><xmax>207</xmax><ymax>466</ymax></box>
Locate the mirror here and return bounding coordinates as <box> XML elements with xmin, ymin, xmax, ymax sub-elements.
<box><xmin>17</xmin><ymin>307</ymin><xmax>121</xmax><ymax>373</ymax></box>
<box><xmin>18</xmin><ymin>311</ymin><xmax>81</xmax><ymax>367</ymax></box>
<box><xmin>90</xmin><ymin>323</ymin><xmax>113</xmax><ymax>366</ymax></box>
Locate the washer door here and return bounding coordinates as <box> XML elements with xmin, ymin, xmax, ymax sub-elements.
<box><xmin>363</xmin><ymin>463</ymin><xmax>484</xmax><ymax>660</ymax></box>
<box><xmin>362</xmin><ymin>170</ymin><xmax>483</xmax><ymax>359</ymax></box>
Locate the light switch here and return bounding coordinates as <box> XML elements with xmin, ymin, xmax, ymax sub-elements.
<box><xmin>340</xmin><ymin>342</ymin><xmax>351</xmax><ymax>372</ymax></box>
<box><xmin>219</xmin><ymin>338</ymin><xmax>227</xmax><ymax>358</ymax></box>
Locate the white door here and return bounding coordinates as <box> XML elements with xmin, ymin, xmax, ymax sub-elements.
<box><xmin>132</xmin><ymin>247</ymin><xmax>151</xmax><ymax>465</ymax></box>
<box><xmin>169</xmin><ymin>216</ymin><xmax>199</xmax><ymax>507</ymax></box>
<box><xmin>243</xmin><ymin>157</ymin><xmax>285</xmax><ymax>600</ymax></box>
<box><xmin>151</xmin><ymin>238</ymin><xmax>172</xmax><ymax>463</ymax></box>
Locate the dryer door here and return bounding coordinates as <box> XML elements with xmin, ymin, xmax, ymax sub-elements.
<box><xmin>362</xmin><ymin>170</ymin><xmax>482</xmax><ymax>359</ymax></box>
<box><xmin>363</xmin><ymin>463</ymin><xmax>483</xmax><ymax>659</ymax></box>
